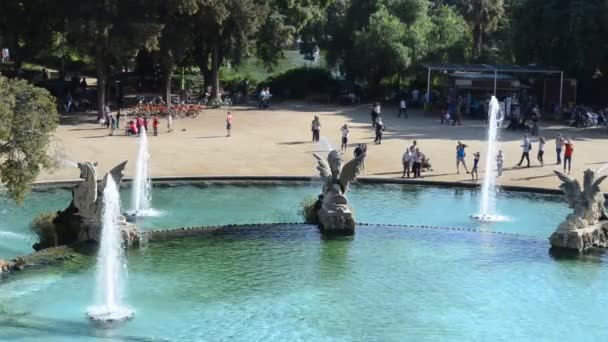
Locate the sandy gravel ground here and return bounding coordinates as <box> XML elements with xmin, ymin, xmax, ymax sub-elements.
<box><xmin>40</xmin><ymin>102</ymin><xmax>608</xmax><ymax>191</ymax></box>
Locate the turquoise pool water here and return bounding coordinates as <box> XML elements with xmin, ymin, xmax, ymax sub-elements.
<box><xmin>1</xmin><ymin>183</ymin><xmax>565</xmax><ymax>260</ymax></box>
<box><xmin>4</xmin><ymin>183</ymin><xmax>603</xmax><ymax>341</ymax></box>
<box><xmin>1</xmin><ymin>224</ymin><xmax>607</xmax><ymax>341</ymax></box>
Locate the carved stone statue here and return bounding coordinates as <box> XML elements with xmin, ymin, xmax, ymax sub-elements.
<box><xmin>550</xmin><ymin>169</ymin><xmax>608</xmax><ymax>251</ymax></box>
<box><xmin>41</xmin><ymin>161</ymin><xmax>140</xmax><ymax>250</ymax></box>
<box><xmin>312</xmin><ymin>150</ymin><xmax>365</xmax><ymax>234</ymax></box>
<box><xmin>73</xmin><ymin>162</ymin><xmax>98</xmax><ymax>219</ymax></box>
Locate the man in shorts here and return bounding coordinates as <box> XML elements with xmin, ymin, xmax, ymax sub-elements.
<box><xmin>226</xmin><ymin>111</ymin><xmax>233</xmax><ymax>137</ymax></box>
<box><xmin>456</xmin><ymin>141</ymin><xmax>469</xmax><ymax>174</ymax></box>
<box><xmin>340</xmin><ymin>124</ymin><xmax>349</xmax><ymax>150</ymax></box>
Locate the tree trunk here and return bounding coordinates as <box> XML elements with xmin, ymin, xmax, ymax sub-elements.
<box><xmin>163</xmin><ymin>67</ymin><xmax>173</xmax><ymax>108</ymax></box>
<box><xmin>211</xmin><ymin>44</ymin><xmax>221</xmax><ymax>102</ymax></box>
<box><xmin>7</xmin><ymin>34</ymin><xmax>22</xmax><ymax>75</ymax></box>
<box><xmin>473</xmin><ymin>23</ymin><xmax>483</xmax><ymax>59</ymax></box>
<box><xmin>96</xmin><ymin>51</ymin><xmax>106</xmax><ymax>121</ymax></box>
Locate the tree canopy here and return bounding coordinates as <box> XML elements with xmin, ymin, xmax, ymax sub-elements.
<box><xmin>0</xmin><ymin>76</ymin><xmax>59</xmax><ymax>203</ymax></box>
<box><xmin>2</xmin><ymin>0</ymin><xmax>608</xmax><ymax>103</ymax></box>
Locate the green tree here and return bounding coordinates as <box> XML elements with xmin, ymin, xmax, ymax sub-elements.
<box><xmin>66</xmin><ymin>1</ymin><xmax>162</xmax><ymax>116</ymax></box>
<box><xmin>350</xmin><ymin>5</ymin><xmax>411</xmax><ymax>89</ymax></box>
<box><xmin>155</xmin><ymin>0</ymin><xmax>200</xmax><ymax>107</ymax></box>
<box><xmin>0</xmin><ymin>76</ymin><xmax>59</xmax><ymax>203</ymax></box>
<box><xmin>0</xmin><ymin>0</ymin><xmax>60</xmax><ymax>73</ymax></box>
<box><xmin>512</xmin><ymin>0</ymin><xmax>608</xmax><ymax>78</ymax></box>
<box><xmin>315</xmin><ymin>0</ymin><xmax>470</xmax><ymax>93</ymax></box>
<box><xmin>455</xmin><ymin>0</ymin><xmax>504</xmax><ymax>59</ymax></box>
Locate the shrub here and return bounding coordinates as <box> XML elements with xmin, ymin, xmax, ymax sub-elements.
<box><xmin>260</xmin><ymin>67</ymin><xmax>342</xmax><ymax>99</ymax></box>
<box><xmin>30</xmin><ymin>212</ymin><xmax>58</xmax><ymax>250</ymax></box>
<box><xmin>299</xmin><ymin>196</ymin><xmax>320</xmax><ymax>224</ymax></box>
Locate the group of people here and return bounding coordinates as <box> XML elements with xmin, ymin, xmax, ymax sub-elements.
<box><xmin>448</xmin><ymin>132</ymin><xmax>576</xmax><ymax>183</ymax></box>
<box><xmin>516</xmin><ymin>133</ymin><xmax>574</xmax><ymax>173</ymax></box>
<box><xmin>258</xmin><ymin>87</ymin><xmax>272</xmax><ymax>109</ymax></box>
<box><xmin>125</xmin><ymin>114</ymin><xmax>160</xmax><ymax>136</ymax></box>
<box><xmin>401</xmin><ymin>141</ymin><xmax>429</xmax><ymax>178</ymax></box>
<box><xmin>562</xmin><ymin>105</ymin><xmax>608</xmax><ymax>128</ymax></box>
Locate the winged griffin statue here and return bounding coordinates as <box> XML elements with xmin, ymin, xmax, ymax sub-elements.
<box><xmin>45</xmin><ymin>161</ymin><xmax>140</xmax><ymax>250</ymax></box>
<box><xmin>554</xmin><ymin>169</ymin><xmax>607</xmax><ymax>230</ymax></box>
<box><xmin>312</xmin><ymin>150</ymin><xmax>366</xmax><ymax>233</ymax></box>
<box><xmin>550</xmin><ymin>169</ymin><xmax>608</xmax><ymax>251</ymax></box>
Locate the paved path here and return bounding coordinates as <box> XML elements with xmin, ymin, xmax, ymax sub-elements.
<box><xmin>41</xmin><ymin>102</ymin><xmax>608</xmax><ymax>191</ymax></box>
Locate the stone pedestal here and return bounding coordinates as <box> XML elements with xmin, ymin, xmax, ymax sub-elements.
<box><xmin>549</xmin><ymin>222</ymin><xmax>608</xmax><ymax>252</ymax></box>
<box><xmin>317</xmin><ymin>206</ymin><xmax>356</xmax><ymax>234</ymax></box>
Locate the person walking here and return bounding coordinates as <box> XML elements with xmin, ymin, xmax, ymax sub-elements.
<box><xmin>374</xmin><ymin>119</ymin><xmax>386</xmax><ymax>144</ymax></box>
<box><xmin>517</xmin><ymin>134</ymin><xmax>532</xmax><ymax>167</ymax></box>
<box><xmin>412</xmin><ymin>148</ymin><xmax>423</xmax><ymax>178</ymax></box>
<box><xmin>311</xmin><ymin>116</ymin><xmax>321</xmax><ymax>142</ymax></box>
<box><xmin>167</xmin><ymin>113</ymin><xmax>173</xmax><ymax>133</ymax></box>
<box><xmin>471</xmin><ymin>152</ymin><xmax>480</xmax><ymax>181</ymax></box>
<box><xmin>402</xmin><ymin>146</ymin><xmax>413</xmax><ymax>178</ymax></box>
<box><xmin>226</xmin><ymin>111</ymin><xmax>233</xmax><ymax>137</ymax></box>
<box><xmin>564</xmin><ymin>139</ymin><xmax>574</xmax><ymax>174</ymax></box>
<box><xmin>109</xmin><ymin>115</ymin><xmax>117</xmax><ymax>136</ymax></box>
<box><xmin>555</xmin><ymin>133</ymin><xmax>565</xmax><ymax>164</ymax></box>
<box><xmin>398</xmin><ymin>98</ymin><xmax>408</xmax><ymax>118</ymax></box>
<box><xmin>135</xmin><ymin>114</ymin><xmax>142</xmax><ymax>133</ymax></box>
<box><xmin>453</xmin><ymin>95</ymin><xmax>463</xmax><ymax>126</ymax></box>
<box><xmin>340</xmin><ymin>124</ymin><xmax>349</xmax><ymax>150</ymax></box>
<box><xmin>371</xmin><ymin>102</ymin><xmax>381</xmax><ymax>126</ymax></box>
<box><xmin>456</xmin><ymin>141</ymin><xmax>469</xmax><ymax>174</ymax></box>
<box><xmin>143</xmin><ymin>115</ymin><xmax>149</xmax><ymax>132</ymax></box>
<box><xmin>116</xmin><ymin>109</ymin><xmax>121</xmax><ymax>126</ymax></box>
<box><xmin>152</xmin><ymin>115</ymin><xmax>159</xmax><ymax>136</ymax></box>
<box><xmin>497</xmin><ymin>150</ymin><xmax>504</xmax><ymax>177</ymax></box>
<box><xmin>537</xmin><ymin>137</ymin><xmax>545</xmax><ymax>166</ymax></box>
<box><xmin>354</xmin><ymin>143</ymin><xmax>367</xmax><ymax>173</ymax></box>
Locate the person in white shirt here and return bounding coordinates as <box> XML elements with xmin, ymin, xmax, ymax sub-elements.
<box><xmin>402</xmin><ymin>146</ymin><xmax>414</xmax><ymax>178</ymax></box>
<box><xmin>412</xmin><ymin>89</ymin><xmax>419</xmax><ymax>106</ymax></box>
<box><xmin>412</xmin><ymin>148</ymin><xmax>423</xmax><ymax>178</ymax></box>
<box><xmin>340</xmin><ymin>124</ymin><xmax>349</xmax><ymax>150</ymax></box>
<box><xmin>167</xmin><ymin>113</ymin><xmax>173</xmax><ymax>132</ymax></box>
<box><xmin>497</xmin><ymin>150</ymin><xmax>504</xmax><ymax>177</ymax></box>
<box><xmin>555</xmin><ymin>133</ymin><xmax>565</xmax><ymax>164</ymax></box>
<box><xmin>398</xmin><ymin>98</ymin><xmax>408</xmax><ymax>118</ymax></box>
<box><xmin>517</xmin><ymin>134</ymin><xmax>532</xmax><ymax>167</ymax></box>
<box><xmin>537</xmin><ymin>137</ymin><xmax>545</xmax><ymax>166</ymax></box>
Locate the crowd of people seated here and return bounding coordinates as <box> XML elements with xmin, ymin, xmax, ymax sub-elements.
<box><xmin>559</xmin><ymin>106</ymin><xmax>608</xmax><ymax>128</ymax></box>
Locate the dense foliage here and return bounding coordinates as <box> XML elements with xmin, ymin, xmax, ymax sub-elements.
<box><xmin>2</xmin><ymin>0</ymin><xmax>608</xmax><ymax>101</ymax></box>
<box><xmin>0</xmin><ymin>76</ymin><xmax>59</xmax><ymax>202</ymax></box>
<box><xmin>261</xmin><ymin>67</ymin><xmax>341</xmax><ymax>99</ymax></box>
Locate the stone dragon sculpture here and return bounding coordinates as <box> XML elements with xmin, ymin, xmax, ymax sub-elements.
<box><xmin>51</xmin><ymin>161</ymin><xmax>138</xmax><ymax>249</ymax></box>
<box><xmin>550</xmin><ymin>169</ymin><xmax>608</xmax><ymax>252</ymax></box>
<box><xmin>554</xmin><ymin>169</ymin><xmax>607</xmax><ymax>230</ymax></box>
<box><xmin>312</xmin><ymin>150</ymin><xmax>366</xmax><ymax>233</ymax></box>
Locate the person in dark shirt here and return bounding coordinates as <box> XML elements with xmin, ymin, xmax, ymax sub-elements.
<box><xmin>471</xmin><ymin>152</ymin><xmax>480</xmax><ymax>181</ymax></box>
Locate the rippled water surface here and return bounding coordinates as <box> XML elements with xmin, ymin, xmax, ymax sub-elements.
<box><xmin>0</xmin><ymin>182</ymin><xmax>568</xmax><ymax>260</ymax></box>
<box><xmin>2</xmin><ymin>183</ymin><xmax>603</xmax><ymax>341</ymax></box>
<box><xmin>1</xmin><ymin>224</ymin><xmax>608</xmax><ymax>341</ymax></box>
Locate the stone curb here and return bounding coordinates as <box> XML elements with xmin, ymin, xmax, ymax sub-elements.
<box><xmin>29</xmin><ymin>175</ymin><xmax>568</xmax><ymax>196</ymax></box>
<box><xmin>143</xmin><ymin>222</ymin><xmax>536</xmax><ymax>242</ymax></box>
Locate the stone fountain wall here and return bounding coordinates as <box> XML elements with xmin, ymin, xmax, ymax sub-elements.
<box><xmin>550</xmin><ymin>222</ymin><xmax>608</xmax><ymax>252</ymax></box>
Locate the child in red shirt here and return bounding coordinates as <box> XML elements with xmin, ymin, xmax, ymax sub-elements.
<box><xmin>153</xmin><ymin>115</ymin><xmax>159</xmax><ymax>136</ymax></box>
<box><xmin>564</xmin><ymin>139</ymin><xmax>574</xmax><ymax>174</ymax></box>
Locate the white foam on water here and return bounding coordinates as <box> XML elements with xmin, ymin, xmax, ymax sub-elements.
<box><xmin>0</xmin><ymin>275</ymin><xmax>62</xmax><ymax>299</ymax></box>
<box><xmin>0</xmin><ymin>230</ymin><xmax>30</xmax><ymax>240</ymax></box>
